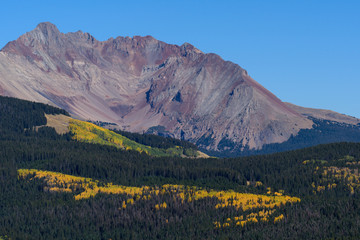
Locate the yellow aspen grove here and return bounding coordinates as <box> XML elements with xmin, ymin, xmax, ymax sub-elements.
<box><xmin>18</xmin><ymin>169</ymin><xmax>299</xmax><ymax>230</ymax></box>
<box><xmin>312</xmin><ymin>165</ymin><xmax>360</xmax><ymax>194</ymax></box>
<box><xmin>66</xmin><ymin>119</ymin><xmax>201</xmax><ymax>158</ymax></box>
<box><xmin>18</xmin><ymin>169</ymin><xmax>301</xmax><ymax>208</ymax></box>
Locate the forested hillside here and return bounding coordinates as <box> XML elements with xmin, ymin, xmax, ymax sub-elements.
<box><xmin>0</xmin><ymin>96</ymin><xmax>68</xmax><ymax>135</ymax></box>
<box><xmin>1</xmin><ymin>96</ymin><xmax>360</xmax><ymax>239</ymax></box>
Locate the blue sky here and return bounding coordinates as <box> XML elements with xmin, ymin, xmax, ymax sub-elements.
<box><xmin>1</xmin><ymin>0</ymin><xmax>359</xmax><ymax>118</ymax></box>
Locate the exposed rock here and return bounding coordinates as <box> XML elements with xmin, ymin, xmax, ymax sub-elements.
<box><xmin>1</xmin><ymin>22</ymin><xmax>356</xmax><ymax>152</ymax></box>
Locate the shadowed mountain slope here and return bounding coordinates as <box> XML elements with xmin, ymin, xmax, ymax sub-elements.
<box><xmin>0</xmin><ymin>22</ymin><xmax>358</xmax><ymax>153</ymax></box>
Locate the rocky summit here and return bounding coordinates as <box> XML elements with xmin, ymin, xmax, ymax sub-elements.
<box><xmin>0</xmin><ymin>22</ymin><xmax>359</xmax><ymax>152</ymax></box>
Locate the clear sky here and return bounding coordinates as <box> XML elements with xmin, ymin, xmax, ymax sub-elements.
<box><xmin>1</xmin><ymin>0</ymin><xmax>359</xmax><ymax>118</ymax></box>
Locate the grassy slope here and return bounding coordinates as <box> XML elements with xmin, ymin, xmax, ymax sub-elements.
<box><xmin>68</xmin><ymin>118</ymin><xmax>200</xmax><ymax>158</ymax></box>
<box><xmin>43</xmin><ymin>114</ymin><xmax>72</xmax><ymax>134</ymax></box>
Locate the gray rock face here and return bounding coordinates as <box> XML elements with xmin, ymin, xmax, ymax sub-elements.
<box><xmin>0</xmin><ymin>22</ymin><xmax>337</xmax><ymax>151</ymax></box>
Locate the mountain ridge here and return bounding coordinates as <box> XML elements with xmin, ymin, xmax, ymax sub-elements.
<box><xmin>0</xmin><ymin>22</ymin><xmax>358</xmax><ymax>152</ymax></box>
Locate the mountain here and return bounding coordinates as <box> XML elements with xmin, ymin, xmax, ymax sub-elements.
<box><xmin>0</xmin><ymin>22</ymin><xmax>359</xmax><ymax>154</ymax></box>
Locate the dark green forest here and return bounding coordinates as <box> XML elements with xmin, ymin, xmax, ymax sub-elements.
<box><xmin>1</xmin><ymin>96</ymin><xmax>360</xmax><ymax>239</ymax></box>
<box><xmin>112</xmin><ymin>128</ymin><xmax>198</xmax><ymax>150</ymax></box>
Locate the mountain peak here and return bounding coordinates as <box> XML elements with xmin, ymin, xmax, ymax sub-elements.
<box><xmin>36</xmin><ymin>22</ymin><xmax>59</xmax><ymax>32</ymax></box>
<box><xmin>1</xmin><ymin>22</ymin><xmax>62</xmax><ymax>53</ymax></box>
<box><xmin>33</xmin><ymin>22</ymin><xmax>61</xmax><ymax>39</ymax></box>
<box><xmin>0</xmin><ymin>23</ymin><xmax>314</xmax><ymax>151</ymax></box>
<box><xmin>16</xmin><ymin>21</ymin><xmax>62</xmax><ymax>47</ymax></box>
<box><xmin>5</xmin><ymin>23</ymin><xmax>358</xmax><ymax>153</ymax></box>
<box><xmin>181</xmin><ymin>42</ymin><xmax>203</xmax><ymax>54</ymax></box>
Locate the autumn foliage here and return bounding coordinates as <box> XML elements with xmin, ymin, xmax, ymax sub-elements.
<box><xmin>68</xmin><ymin>119</ymin><xmax>199</xmax><ymax>157</ymax></box>
<box><xmin>18</xmin><ymin>169</ymin><xmax>299</xmax><ymax>228</ymax></box>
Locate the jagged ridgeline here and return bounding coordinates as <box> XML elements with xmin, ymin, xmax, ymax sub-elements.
<box><xmin>1</xmin><ymin>22</ymin><xmax>360</xmax><ymax>157</ymax></box>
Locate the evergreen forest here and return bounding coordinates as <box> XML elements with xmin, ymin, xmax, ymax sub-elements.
<box><xmin>1</xmin><ymin>96</ymin><xmax>360</xmax><ymax>239</ymax></box>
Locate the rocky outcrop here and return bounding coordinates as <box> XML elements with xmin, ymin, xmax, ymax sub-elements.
<box><xmin>2</xmin><ymin>22</ymin><xmax>350</xmax><ymax>152</ymax></box>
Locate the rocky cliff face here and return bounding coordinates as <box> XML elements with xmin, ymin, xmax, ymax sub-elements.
<box><xmin>0</xmin><ymin>22</ymin><xmax>346</xmax><ymax>151</ymax></box>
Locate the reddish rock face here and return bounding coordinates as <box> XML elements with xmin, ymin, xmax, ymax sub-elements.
<box><xmin>2</xmin><ymin>22</ymin><xmax>356</xmax><ymax>151</ymax></box>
